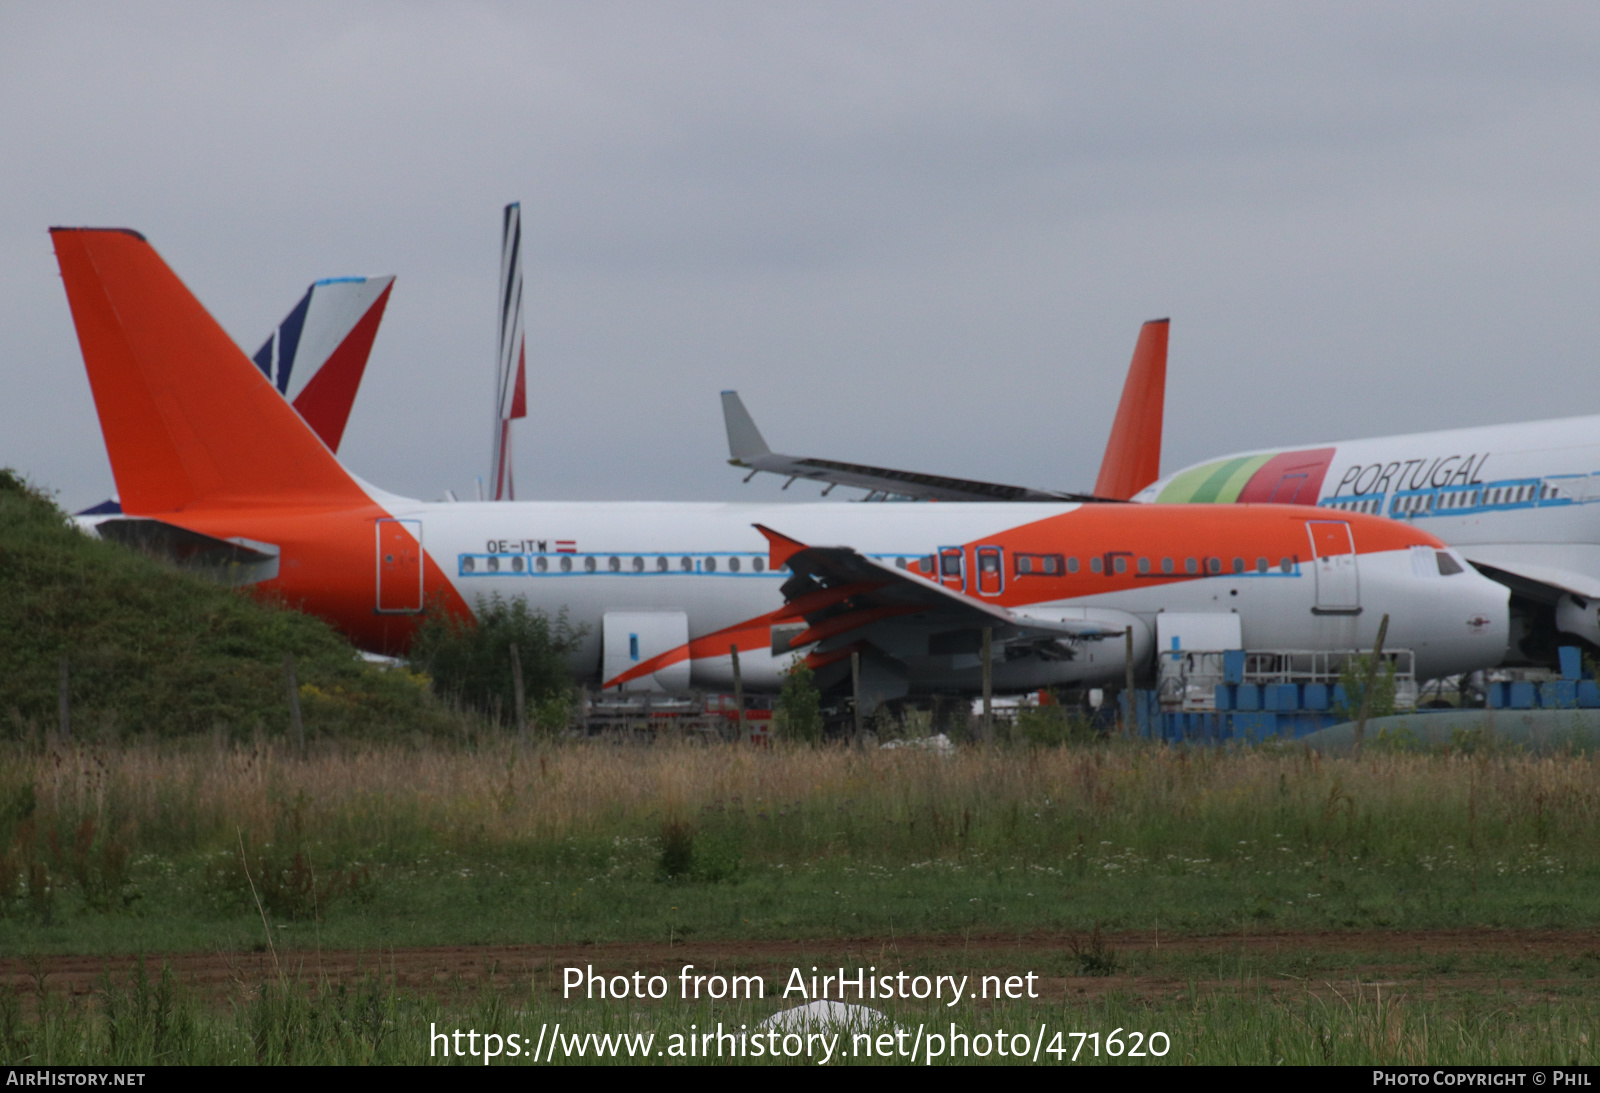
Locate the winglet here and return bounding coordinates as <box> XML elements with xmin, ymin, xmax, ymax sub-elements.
<box><xmin>722</xmin><ymin>391</ymin><xmax>772</xmax><ymax>463</ymax></box>
<box><xmin>753</xmin><ymin>523</ymin><xmax>807</xmax><ymax>570</ymax></box>
<box><xmin>1093</xmin><ymin>318</ymin><xmax>1169</xmax><ymax>501</ymax></box>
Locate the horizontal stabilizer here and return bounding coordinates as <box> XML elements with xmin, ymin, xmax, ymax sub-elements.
<box><xmin>96</xmin><ymin>517</ymin><xmax>279</xmax><ymax>586</ymax></box>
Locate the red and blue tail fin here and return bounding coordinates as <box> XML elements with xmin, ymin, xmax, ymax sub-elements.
<box><xmin>252</xmin><ymin>274</ymin><xmax>394</xmax><ymax>452</ymax></box>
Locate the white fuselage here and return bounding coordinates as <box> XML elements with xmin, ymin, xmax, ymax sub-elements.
<box><xmin>347</xmin><ymin>496</ymin><xmax>1509</xmax><ymax>691</ymax></box>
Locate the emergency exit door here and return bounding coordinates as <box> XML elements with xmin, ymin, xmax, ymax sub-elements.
<box><xmin>376</xmin><ymin>518</ymin><xmax>424</xmax><ymax>612</ymax></box>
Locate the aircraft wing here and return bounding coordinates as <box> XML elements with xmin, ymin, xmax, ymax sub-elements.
<box><xmin>1461</xmin><ymin>554</ymin><xmax>1600</xmax><ymax>603</ymax></box>
<box><xmin>723</xmin><ymin>391</ymin><xmax>1105</xmax><ymax>503</ymax></box>
<box><xmin>755</xmin><ymin>524</ymin><xmax>1126</xmax><ymax>649</ymax></box>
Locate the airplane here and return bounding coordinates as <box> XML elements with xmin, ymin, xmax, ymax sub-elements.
<box><xmin>48</xmin><ymin>227</ymin><xmax>1511</xmax><ymax>714</ymax></box>
<box><xmin>721</xmin><ymin>317</ymin><xmax>1600</xmax><ymax>670</ymax></box>
<box><xmin>721</xmin><ymin>318</ymin><xmax>1170</xmax><ymax>503</ymax></box>
<box><xmin>76</xmin><ymin>271</ymin><xmax>394</xmax><ymax>520</ymax></box>
<box><xmin>1136</xmin><ymin>421</ymin><xmax>1600</xmax><ymax>663</ymax></box>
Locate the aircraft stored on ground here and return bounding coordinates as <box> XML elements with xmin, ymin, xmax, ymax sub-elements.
<box><xmin>50</xmin><ymin>228</ymin><xmax>1510</xmax><ymax>709</ymax></box>
<box><xmin>722</xmin><ymin>317</ymin><xmax>1600</xmax><ymax>667</ymax></box>
<box><xmin>1136</xmin><ymin>421</ymin><xmax>1600</xmax><ymax>662</ymax></box>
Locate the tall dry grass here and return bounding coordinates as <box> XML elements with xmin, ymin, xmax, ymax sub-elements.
<box><xmin>6</xmin><ymin>738</ymin><xmax>1600</xmax><ymax>867</ymax></box>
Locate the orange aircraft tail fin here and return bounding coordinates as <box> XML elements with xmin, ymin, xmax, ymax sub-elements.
<box><xmin>1093</xmin><ymin>318</ymin><xmax>1169</xmax><ymax>501</ymax></box>
<box><xmin>51</xmin><ymin>228</ymin><xmax>370</xmax><ymax>515</ymax></box>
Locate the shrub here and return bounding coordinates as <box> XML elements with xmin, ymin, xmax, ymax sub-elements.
<box><xmin>406</xmin><ymin>595</ymin><xmax>581</xmax><ymax>731</ymax></box>
<box><xmin>776</xmin><ymin>658</ymin><xmax>821</xmax><ymax>743</ymax></box>
<box><xmin>1336</xmin><ymin>654</ymin><xmax>1397</xmax><ymax>721</ymax></box>
<box><xmin>1013</xmin><ymin>699</ymin><xmax>1096</xmax><ymax>746</ymax></box>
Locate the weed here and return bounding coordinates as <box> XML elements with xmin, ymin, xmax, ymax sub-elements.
<box><xmin>407</xmin><ymin>594</ymin><xmax>581</xmax><ymax>730</ymax></box>
<box><xmin>776</xmin><ymin>659</ymin><xmax>821</xmax><ymax>742</ymax></box>
<box><xmin>1070</xmin><ymin>924</ymin><xmax>1119</xmax><ymax>976</ymax></box>
<box><xmin>658</xmin><ymin>819</ymin><xmax>696</xmax><ymax>881</ymax></box>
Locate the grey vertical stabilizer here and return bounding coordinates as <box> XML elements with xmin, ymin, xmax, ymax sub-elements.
<box><xmin>721</xmin><ymin>390</ymin><xmax>771</xmax><ymax>462</ymax></box>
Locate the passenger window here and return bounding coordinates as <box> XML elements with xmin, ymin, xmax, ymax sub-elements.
<box><xmin>705</xmin><ymin>557</ymin><xmax>717</xmax><ymax>572</ymax></box>
<box><xmin>681</xmin><ymin>556</ymin><xmax>693</xmax><ymax>572</ymax></box>
<box><xmin>1137</xmin><ymin>557</ymin><xmax>1150</xmax><ymax>575</ymax></box>
<box><xmin>754</xmin><ymin>557</ymin><xmax>765</xmax><ymax>572</ymax></box>
<box><xmin>512</xmin><ymin>556</ymin><xmax>524</xmax><ymax>573</ymax></box>
<box><xmin>1185</xmin><ymin>558</ymin><xmax>1199</xmax><ymax>575</ymax></box>
<box><xmin>537</xmin><ymin>556</ymin><xmax>548</xmax><ymax>572</ymax></box>
<box><xmin>1207</xmin><ymin>558</ymin><xmax>1221</xmax><ymax>575</ymax></box>
<box><xmin>1256</xmin><ymin>557</ymin><xmax>1267</xmax><ymax>574</ymax></box>
<box><xmin>1113</xmin><ymin>556</ymin><xmax>1127</xmax><ymax>575</ymax></box>
<box><xmin>560</xmin><ymin>557</ymin><xmax>572</xmax><ymax>572</ymax></box>
<box><xmin>1090</xmin><ymin>557</ymin><xmax>1103</xmax><ymax>574</ymax></box>
<box><xmin>585</xmin><ymin>556</ymin><xmax>597</xmax><ymax>573</ymax></box>
<box><xmin>633</xmin><ymin>556</ymin><xmax>645</xmax><ymax>572</ymax></box>
<box><xmin>462</xmin><ymin>557</ymin><xmax>476</xmax><ymax>573</ymax></box>
<box><xmin>608</xmin><ymin>556</ymin><xmax>621</xmax><ymax>572</ymax></box>
<box><xmin>895</xmin><ymin>557</ymin><xmax>907</xmax><ymax>569</ymax></box>
<box><xmin>1067</xmin><ymin>557</ymin><xmax>1079</xmax><ymax>574</ymax></box>
<box><xmin>1280</xmin><ymin>557</ymin><xmax>1293</xmax><ymax>573</ymax></box>
<box><xmin>1232</xmin><ymin>557</ymin><xmax>1244</xmax><ymax>574</ymax></box>
<box><xmin>488</xmin><ymin>557</ymin><xmax>500</xmax><ymax>573</ymax></box>
<box><xmin>729</xmin><ymin>557</ymin><xmax>741</xmax><ymax>572</ymax></box>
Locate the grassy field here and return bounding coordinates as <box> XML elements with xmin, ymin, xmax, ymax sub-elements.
<box><xmin>0</xmin><ymin>469</ymin><xmax>454</xmax><ymax>740</ymax></box>
<box><xmin>4</xmin><ymin>735</ymin><xmax>1599</xmax><ymax>1063</ymax></box>
<box><xmin>7</xmin><ymin>961</ymin><xmax>1599</xmax><ymax>1065</ymax></box>
<box><xmin>4</xmin><ymin>737</ymin><xmax>1599</xmax><ymax>950</ymax></box>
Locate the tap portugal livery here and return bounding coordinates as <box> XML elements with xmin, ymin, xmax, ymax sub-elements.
<box><xmin>1136</xmin><ymin>420</ymin><xmax>1600</xmax><ymax>660</ymax></box>
<box><xmin>49</xmin><ymin>228</ymin><xmax>1510</xmax><ymax>707</ymax></box>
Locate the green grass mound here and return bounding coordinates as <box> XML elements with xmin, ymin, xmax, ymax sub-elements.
<box><xmin>0</xmin><ymin>470</ymin><xmax>450</xmax><ymax>739</ymax></box>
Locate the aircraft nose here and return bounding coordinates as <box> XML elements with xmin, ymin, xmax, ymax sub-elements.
<box><xmin>1461</xmin><ymin>569</ymin><xmax>1511</xmax><ymax>665</ymax></box>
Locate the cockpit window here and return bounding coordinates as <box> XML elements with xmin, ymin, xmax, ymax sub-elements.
<box><xmin>1436</xmin><ymin>551</ymin><xmax>1464</xmax><ymax>576</ymax></box>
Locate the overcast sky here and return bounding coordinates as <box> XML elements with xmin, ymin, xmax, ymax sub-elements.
<box><xmin>4</xmin><ymin>3</ymin><xmax>1599</xmax><ymax>511</ymax></box>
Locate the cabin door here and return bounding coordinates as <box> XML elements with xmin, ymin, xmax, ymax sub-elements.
<box><xmin>1306</xmin><ymin>520</ymin><xmax>1359</xmax><ymax>614</ymax></box>
<box><xmin>376</xmin><ymin>518</ymin><xmax>424</xmax><ymax>613</ymax></box>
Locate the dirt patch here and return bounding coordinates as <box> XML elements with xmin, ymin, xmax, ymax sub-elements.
<box><xmin>5</xmin><ymin>928</ymin><xmax>1597</xmax><ymax>1007</ymax></box>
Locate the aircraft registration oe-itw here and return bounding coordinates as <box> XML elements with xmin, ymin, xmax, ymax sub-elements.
<box><xmin>49</xmin><ymin>227</ymin><xmax>1512</xmax><ymax>710</ymax></box>
<box><xmin>1135</xmin><ymin>422</ymin><xmax>1600</xmax><ymax>663</ymax></box>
